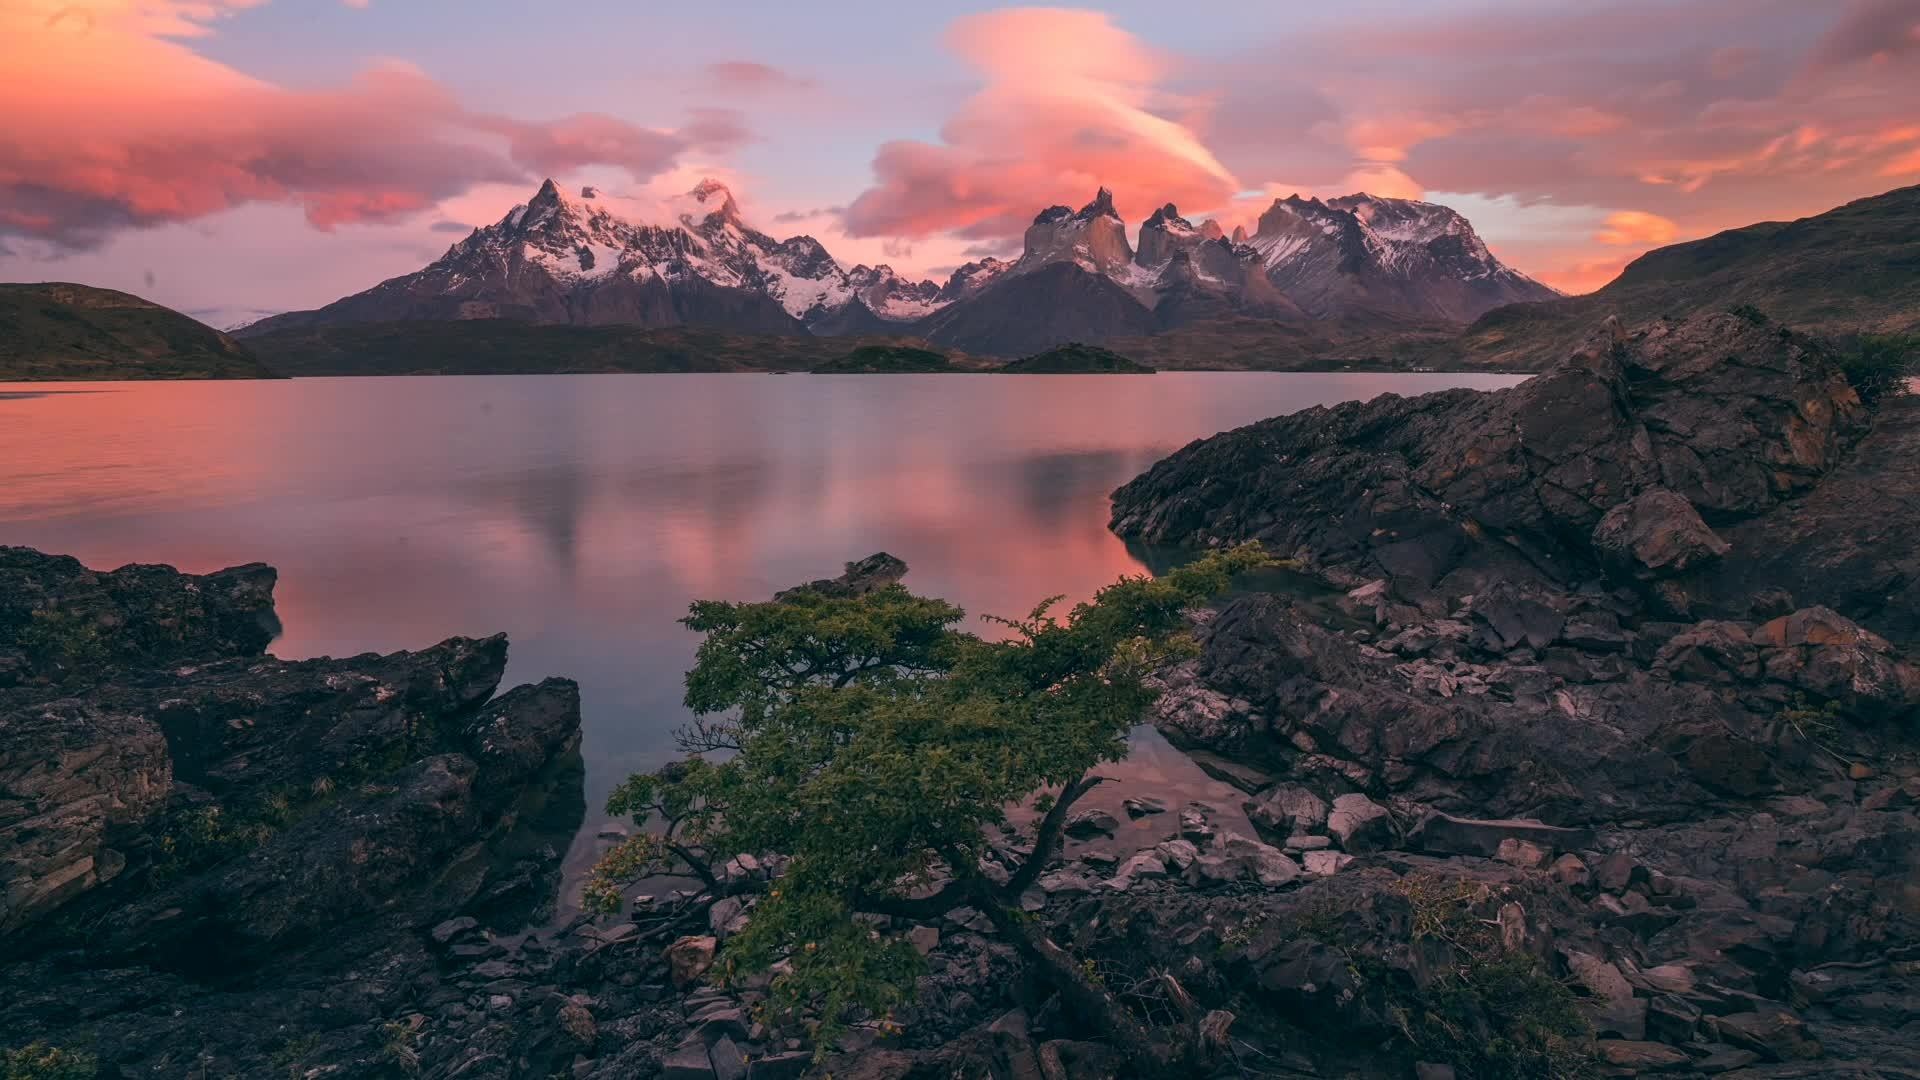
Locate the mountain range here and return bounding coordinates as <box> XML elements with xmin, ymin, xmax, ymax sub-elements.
<box><xmin>10</xmin><ymin>183</ymin><xmax>1913</xmax><ymax>380</ymax></box>
<box><xmin>237</xmin><ymin>179</ymin><xmax>1558</xmax><ymax>356</ymax></box>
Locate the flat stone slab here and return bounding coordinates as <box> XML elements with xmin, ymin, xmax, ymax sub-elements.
<box><xmin>1184</xmin><ymin>750</ymin><xmax>1275</xmax><ymax>795</ymax></box>
<box><xmin>1407</xmin><ymin>810</ymin><xmax>1593</xmax><ymax>859</ymax></box>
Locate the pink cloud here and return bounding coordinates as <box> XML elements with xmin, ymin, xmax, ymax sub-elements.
<box><xmin>1805</xmin><ymin>0</ymin><xmax>1920</xmax><ymax>72</ymax></box>
<box><xmin>0</xmin><ymin>2</ymin><xmax>743</xmax><ymax>249</ymax></box>
<box><xmin>843</xmin><ymin>8</ymin><xmax>1238</xmax><ymax>239</ymax></box>
<box><xmin>1183</xmin><ymin>1</ymin><xmax>1920</xmax><ymax>292</ymax></box>
<box><xmin>703</xmin><ymin>61</ymin><xmax>816</xmax><ymax>94</ymax></box>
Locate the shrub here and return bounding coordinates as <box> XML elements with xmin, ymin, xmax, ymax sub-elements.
<box><xmin>2</xmin><ymin>1043</ymin><xmax>96</xmax><ymax>1080</ymax></box>
<box><xmin>1836</xmin><ymin>333</ymin><xmax>1918</xmax><ymax>406</ymax></box>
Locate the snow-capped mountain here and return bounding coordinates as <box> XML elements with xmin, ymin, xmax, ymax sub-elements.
<box><xmin>911</xmin><ymin>189</ymin><xmax>1554</xmax><ymax>353</ymax></box>
<box><xmin>242</xmin><ymin>179</ymin><xmax>945</xmax><ymax>337</ymax></box>
<box><xmin>239</xmin><ymin>179</ymin><xmax>1556</xmax><ymax>353</ymax></box>
<box><xmin>1245</xmin><ymin>193</ymin><xmax>1559</xmax><ymax>321</ymax></box>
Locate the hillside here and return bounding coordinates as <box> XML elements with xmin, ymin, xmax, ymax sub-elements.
<box><xmin>243</xmin><ymin>320</ymin><xmax>972</xmax><ymax>376</ymax></box>
<box><xmin>1106</xmin><ymin>315</ymin><xmax>1460</xmax><ymax>371</ymax></box>
<box><xmin>0</xmin><ymin>283</ymin><xmax>278</xmax><ymax>381</ymax></box>
<box><xmin>1456</xmin><ymin>184</ymin><xmax>1920</xmax><ymax>368</ymax></box>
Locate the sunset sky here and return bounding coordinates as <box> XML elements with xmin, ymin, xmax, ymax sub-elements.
<box><xmin>2</xmin><ymin>0</ymin><xmax>1917</xmax><ymax>327</ymax></box>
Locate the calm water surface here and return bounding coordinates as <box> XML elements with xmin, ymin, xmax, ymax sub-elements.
<box><xmin>0</xmin><ymin>372</ymin><xmax>1520</xmax><ymax>885</ymax></box>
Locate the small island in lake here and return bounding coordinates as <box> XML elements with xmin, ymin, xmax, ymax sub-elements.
<box><xmin>998</xmin><ymin>343</ymin><xmax>1153</xmax><ymax>374</ymax></box>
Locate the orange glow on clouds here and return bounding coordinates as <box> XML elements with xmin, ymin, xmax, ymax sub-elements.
<box><xmin>5</xmin><ymin>1</ymin><xmax>1920</xmax><ymax>303</ymax></box>
<box><xmin>1596</xmin><ymin>211</ymin><xmax>1681</xmax><ymax>247</ymax></box>
<box><xmin>842</xmin><ymin>8</ymin><xmax>1238</xmax><ymax>240</ymax></box>
<box><xmin>0</xmin><ymin>0</ymin><xmax>738</xmax><ymax>249</ymax></box>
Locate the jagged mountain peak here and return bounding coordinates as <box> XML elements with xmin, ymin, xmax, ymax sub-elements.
<box><xmin>1137</xmin><ymin>202</ymin><xmax>1207</xmax><ymax>268</ymax></box>
<box><xmin>686</xmin><ymin>178</ymin><xmax>743</xmax><ymax>228</ymax></box>
<box><xmin>1245</xmin><ymin>189</ymin><xmax>1557</xmax><ymax>321</ymax></box>
<box><xmin>1021</xmin><ymin>188</ymin><xmax>1134</xmax><ymax>277</ymax></box>
<box><xmin>250</xmin><ymin>176</ymin><xmax>1554</xmax><ymax>347</ymax></box>
<box><xmin>1076</xmin><ymin>187</ymin><xmax>1120</xmax><ymax>221</ymax></box>
<box><xmin>1143</xmin><ymin>203</ymin><xmax>1191</xmax><ymax>230</ymax></box>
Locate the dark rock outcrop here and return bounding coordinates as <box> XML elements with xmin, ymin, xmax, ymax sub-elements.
<box><xmin>1112</xmin><ymin>313</ymin><xmax>1868</xmax><ymax>616</ymax></box>
<box><xmin>0</xmin><ymin>549</ymin><xmax>584</xmax><ymax>1074</ymax></box>
<box><xmin>772</xmin><ymin>552</ymin><xmax>908</xmax><ymax>601</ymax></box>
<box><xmin>0</xmin><ymin>546</ymin><xmax>280</xmax><ymax>686</ymax></box>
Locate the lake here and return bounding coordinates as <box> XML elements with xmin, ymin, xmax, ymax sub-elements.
<box><xmin>0</xmin><ymin>372</ymin><xmax>1521</xmax><ymax>891</ymax></box>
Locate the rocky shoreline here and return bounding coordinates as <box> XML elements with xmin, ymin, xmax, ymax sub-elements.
<box><xmin>1110</xmin><ymin>312</ymin><xmax>1920</xmax><ymax>1076</ymax></box>
<box><xmin>3</xmin><ymin>308</ymin><xmax>1917</xmax><ymax>1078</ymax></box>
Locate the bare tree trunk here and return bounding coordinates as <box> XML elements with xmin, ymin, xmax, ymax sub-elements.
<box><xmin>1001</xmin><ymin>773</ymin><xmax>1105</xmax><ymax>899</ymax></box>
<box><xmin>935</xmin><ymin>849</ymin><xmax>1174</xmax><ymax>1076</ymax></box>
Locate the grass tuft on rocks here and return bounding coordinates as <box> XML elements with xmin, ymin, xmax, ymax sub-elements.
<box><xmin>2</xmin><ymin>1044</ymin><xmax>96</xmax><ymax>1080</ymax></box>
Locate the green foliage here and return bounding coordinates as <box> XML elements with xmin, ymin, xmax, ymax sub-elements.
<box><xmin>1836</xmin><ymin>333</ymin><xmax>1918</xmax><ymax>406</ymax></box>
<box><xmin>152</xmin><ymin>803</ymin><xmax>282</xmax><ymax>883</ymax></box>
<box><xmin>13</xmin><ymin>609</ymin><xmax>109</xmax><ymax>684</ymax></box>
<box><xmin>380</xmin><ymin>1017</ymin><xmax>424</xmax><ymax>1076</ymax></box>
<box><xmin>1382</xmin><ymin>875</ymin><xmax>1595</xmax><ymax>1080</ymax></box>
<box><xmin>589</xmin><ymin>545</ymin><xmax>1267</xmax><ymax>1044</ymax></box>
<box><xmin>1777</xmin><ymin>694</ymin><xmax>1860</xmax><ymax>763</ymax></box>
<box><xmin>270</xmin><ymin>1034</ymin><xmax>322</xmax><ymax>1078</ymax></box>
<box><xmin>1</xmin><ymin>1043</ymin><xmax>95</xmax><ymax>1080</ymax></box>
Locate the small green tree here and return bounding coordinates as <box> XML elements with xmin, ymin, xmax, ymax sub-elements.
<box><xmin>588</xmin><ymin>545</ymin><xmax>1266</xmax><ymax>1065</ymax></box>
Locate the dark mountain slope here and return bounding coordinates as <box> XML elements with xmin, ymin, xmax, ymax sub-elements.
<box><xmin>0</xmin><ymin>283</ymin><xmax>277</xmax><ymax>381</ymax></box>
<box><xmin>1458</xmin><ymin>184</ymin><xmax>1920</xmax><ymax>368</ymax></box>
<box><xmin>917</xmin><ymin>263</ymin><xmax>1157</xmax><ymax>356</ymax></box>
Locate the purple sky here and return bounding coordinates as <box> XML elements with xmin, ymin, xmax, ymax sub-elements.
<box><xmin>3</xmin><ymin>0</ymin><xmax>1917</xmax><ymax>326</ymax></box>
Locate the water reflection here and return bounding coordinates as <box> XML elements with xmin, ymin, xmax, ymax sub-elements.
<box><xmin>0</xmin><ymin>371</ymin><xmax>1522</xmax><ymax>881</ymax></box>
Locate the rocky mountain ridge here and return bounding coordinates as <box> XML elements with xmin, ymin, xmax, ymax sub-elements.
<box><xmin>236</xmin><ymin>179</ymin><xmax>1554</xmax><ymax>356</ymax></box>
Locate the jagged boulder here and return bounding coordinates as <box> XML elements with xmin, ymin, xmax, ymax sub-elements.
<box><xmin>0</xmin><ymin>701</ymin><xmax>171</xmax><ymax>933</ymax></box>
<box><xmin>772</xmin><ymin>552</ymin><xmax>907</xmax><ymax>601</ymax></box>
<box><xmin>1592</xmin><ymin>488</ymin><xmax>1730</xmax><ymax>581</ymax></box>
<box><xmin>1751</xmin><ymin>606</ymin><xmax>1920</xmax><ymax>719</ymax></box>
<box><xmin>97</xmin><ymin>634</ymin><xmax>513</xmax><ymax>803</ymax></box>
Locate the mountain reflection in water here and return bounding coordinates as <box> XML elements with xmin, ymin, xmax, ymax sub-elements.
<box><xmin>0</xmin><ymin>370</ymin><xmax>1523</xmax><ymax>890</ymax></box>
